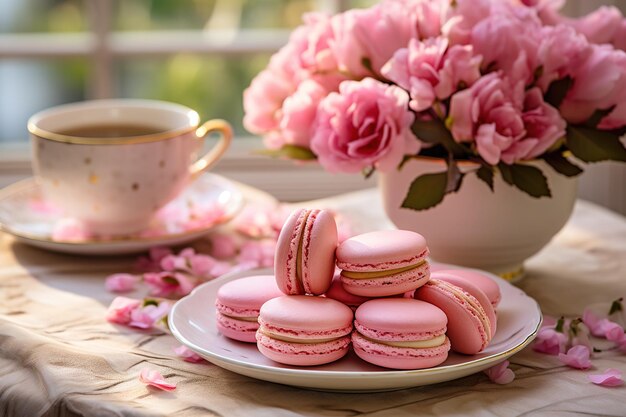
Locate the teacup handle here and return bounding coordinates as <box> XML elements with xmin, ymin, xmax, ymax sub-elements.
<box><xmin>189</xmin><ymin>119</ymin><xmax>233</xmax><ymax>180</ymax></box>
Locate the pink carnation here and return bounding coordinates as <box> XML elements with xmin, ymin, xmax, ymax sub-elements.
<box><xmin>311</xmin><ymin>78</ymin><xmax>419</xmax><ymax>173</ymax></box>
<box><xmin>278</xmin><ymin>80</ymin><xmax>330</xmax><ymax>148</ymax></box>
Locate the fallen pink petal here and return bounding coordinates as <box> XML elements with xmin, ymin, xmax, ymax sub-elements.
<box><xmin>558</xmin><ymin>345</ymin><xmax>592</xmax><ymax>370</ymax></box>
<box><xmin>174</xmin><ymin>345</ymin><xmax>205</xmax><ymax>363</ymax></box>
<box><xmin>105</xmin><ymin>273</ymin><xmax>138</xmax><ymax>293</ymax></box>
<box><xmin>588</xmin><ymin>369</ymin><xmax>624</xmax><ymax>387</ymax></box>
<box><xmin>483</xmin><ymin>360</ymin><xmax>515</xmax><ymax>384</ymax></box>
<box><xmin>533</xmin><ymin>327</ymin><xmax>568</xmax><ymax>355</ymax></box>
<box><xmin>139</xmin><ymin>368</ymin><xmax>176</xmax><ymax>391</ymax></box>
<box><xmin>105</xmin><ymin>297</ymin><xmax>142</xmax><ymax>325</ymax></box>
<box><xmin>129</xmin><ymin>301</ymin><xmax>172</xmax><ymax>329</ymax></box>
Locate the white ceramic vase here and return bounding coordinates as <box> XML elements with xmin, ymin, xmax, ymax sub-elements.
<box><xmin>379</xmin><ymin>158</ymin><xmax>578</xmax><ymax>281</ymax></box>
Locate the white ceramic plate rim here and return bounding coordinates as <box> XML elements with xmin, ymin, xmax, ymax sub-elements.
<box><xmin>169</xmin><ymin>266</ymin><xmax>542</xmax><ymax>387</ymax></box>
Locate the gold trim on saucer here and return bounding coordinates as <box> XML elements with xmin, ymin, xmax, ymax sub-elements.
<box><xmin>0</xmin><ymin>177</ymin><xmax>244</xmax><ymax>246</ymax></box>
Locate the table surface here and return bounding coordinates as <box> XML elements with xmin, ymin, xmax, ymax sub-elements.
<box><xmin>1</xmin><ymin>186</ymin><xmax>626</xmax><ymax>417</ymax></box>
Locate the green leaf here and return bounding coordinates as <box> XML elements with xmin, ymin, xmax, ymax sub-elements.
<box><xmin>411</xmin><ymin>119</ymin><xmax>468</xmax><ymax>158</ymax></box>
<box><xmin>498</xmin><ymin>163</ymin><xmax>552</xmax><ymax>198</ymax></box>
<box><xmin>498</xmin><ymin>163</ymin><xmax>514</xmax><ymax>186</ymax></box>
<box><xmin>544</xmin><ymin>76</ymin><xmax>573</xmax><ymax>108</ymax></box>
<box><xmin>609</xmin><ymin>298</ymin><xmax>623</xmax><ymax>315</ymax></box>
<box><xmin>543</xmin><ymin>152</ymin><xmax>584</xmax><ymax>177</ymax></box>
<box><xmin>401</xmin><ymin>172</ymin><xmax>448</xmax><ymax>211</ymax></box>
<box><xmin>445</xmin><ymin>157</ymin><xmax>464</xmax><ymax>193</ymax></box>
<box><xmin>256</xmin><ymin>145</ymin><xmax>317</xmax><ymax>161</ymax></box>
<box><xmin>586</xmin><ymin>106</ymin><xmax>615</xmax><ymax>129</ymax></box>
<box><xmin>476</xmin><ymin>165</ymin><xmax>494</xmax><ymax>191</ymax></box>
<box><xmin>566</xmin><ymin>125</ymin><xmax>626</xmax><ymax>163</ymax></box>
<box><xmin>362</xmin><ymin>166</ymin><xmax>376</xmax><ymax>179</ymax></box>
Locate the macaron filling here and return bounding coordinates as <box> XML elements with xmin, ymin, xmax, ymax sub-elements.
<box><xmin>341</xmin><ymin>259</ymin><xmax>427</xmax><ymax>279</ymax></box>
<box><xmin>430</xmin><ymin>280</ymin><xmax>492</xmax><ymax>341</ymax></box>
<box><xmin>337</xmin><ymin>248</ymin><xmax>429</xmax><ymax>273</ymax></box>
<box><xmin>219</xmin><ymin>313</ymin><xmax>258</xmax><ymax>322</ymax></box>
<box><xmin>356</xmin><ymin>332</ymin><xmax>447</xmax><ymax>348</ymax></box>
<box><xmin>257</xmin><ymin>318</ymin><xmax>353</xmax><ymax>341</ymax></box>
<box><xmin>257</xmin><ymin>328</ymin><xmax>344</xmax><ymax>344</ymax></box>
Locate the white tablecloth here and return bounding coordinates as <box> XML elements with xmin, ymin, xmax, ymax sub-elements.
<box><xmin>1</xmin><ymin>186</ymin><xmax>625</xmax><ymax>417</ymax></box>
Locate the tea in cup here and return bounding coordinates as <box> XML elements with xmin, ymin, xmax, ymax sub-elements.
<box><xmin>28</xmin><ymin>99</ymin><xmax>232</xmax><ymax>236</ymax></box>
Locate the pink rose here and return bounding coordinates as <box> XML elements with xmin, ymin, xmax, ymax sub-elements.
<box><xmin>442</xmin><ymin>0</ymin><xmax>492</xmax><ymax>44</ymax></box>
<box><xmin>558</xmin><ymin>6</ymin><xmax>623</xmax><ymax>47</ymax></box>
<box><xmin>560</xmin><ymin>45</ymin><xmax>626</xmax><ymax>127</ymax></box>
<box><xmin>243</xmin><ymin>69</ymin><xmax>295</xmax><ymax>137</ymax></box>
<box><xmin>470</xmin><ymin>11</ymin><xmax>542</xmax><ymax>85</ymax></box>
<box><xmin>278</xmin><ymin>80</ymin><xmax>329</xmax><ymax>148</ymax></box>
<box><xmin>331</xmin><ymin>2</ymin><xmax>419</xmax><ymax>77</ymax></box>
<box><xmin>449</xmin><ymin>73</ymin><xmax>526</xmax><ymax>165</ymax></box>
<box><xmin>382</xmin><ymin>37</ymin><xmax>481</xmax><ymax>112</ymax></box>
<box><xmin>500</xmin><ymin>87</ymin><xmax>565</xmax><ymax>163</ymax></box>
<box><xmin>310</xmin><ymin>78</ymin><xmax>419</xmax><ymax>173</ymax></box>
<box><xmin>243</xmin><ymin>13</ymin><xmax>341</xmax><ymax>140</ymax></box>
<box><xmin>535</xmin><ymin>25</ymin><xmax>591</xmax><ymax>92</ymax></box>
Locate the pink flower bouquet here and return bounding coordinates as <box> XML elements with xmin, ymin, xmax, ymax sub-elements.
<box><xmin>244</xmin><ymin>0</ymin><xmax>626</xmax><ymax>210</ymax></box>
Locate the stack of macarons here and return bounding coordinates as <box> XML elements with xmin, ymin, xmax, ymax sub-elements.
<box><xmin>214</xmin><ymin>208</ymin><xmax>502</xmax><ymax>370</ymax></box>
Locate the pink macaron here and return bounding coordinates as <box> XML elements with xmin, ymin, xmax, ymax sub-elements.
<box><xmin>415</xmin><ymin>278</ymin><xmax>494</xmax><ymax>355</ymax></box>
<box><xmin>352</xmin><ymin>298</ymin><xmax>450</xmax><ymax>369</ymax></box>
<box><xmin>215</xmin><ymin>275</ymin><xmax>284</xmax><ymax>343</ymax></box>
<box><xmin>274</xmin><ymin>208</ymin><xmax>338</xmax><ymax>295</ymax></box>
<box><xmin>256</xmin><ymin>295</ymin><xmax>353</xmax><ymax>366</ymax></box>
<box><xmin>336</xmin><ymin>230</ymin><xmax>430</xmax><ymax>297</ymax></box>
<box><xmin>324</xmin><ymin>272</ymin><xmax>372</xmax><ymax>311</ymax></box>
<box><xmin>436</xmin><ymin>269</ymin><xmax>502</xmax><ymax>308</ymax></box>
<box><xmin>430</xmin><ymin>272</ymin><xmax>497</xmax><ymax>337</ymax></box>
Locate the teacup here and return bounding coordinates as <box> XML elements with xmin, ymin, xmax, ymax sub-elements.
<box><xmin>28</xmin><ymin>99</ymin><xmax>232</xmax><ymax>236</ymax></box>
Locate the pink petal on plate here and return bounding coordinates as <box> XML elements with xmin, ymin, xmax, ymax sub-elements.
<box><xmin>139</xmin><ymin>368</ymin><xmax>176</xmax><ymax>391</ymax></box>
<box><xmin>483</xmin><ymin>360</ymin><xmax>515</xmax><ymax>384</ymax></box>
<box><xmin>105</xmin><ymin>273</ymin><xmax>138</xmax><ymax>293</ymax></box>
<box><xmin>588</xmin><ymin>368</ymin><xmax>624</xmax><ymax>387</ymax></box>
<box><xmin>558</xmin><ymin>345</ymin><xmax>592</xmax><ymax>370</ymax></box>
<box><xmin>174</xmin><ymin>345</ymin><xmax>205</xmax><ymax>363</ymax></box>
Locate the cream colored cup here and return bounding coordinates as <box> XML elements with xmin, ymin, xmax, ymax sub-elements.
<box><xmin>28</xmin><ymin>99</ymin><xmax>232</xmax><ymax>236</ymax></box>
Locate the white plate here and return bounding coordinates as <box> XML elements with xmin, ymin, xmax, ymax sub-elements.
<box><xmin>0</xmin><ymin>173</ymin><xmax>243</xmax><ymax>255</ymax></box>
<box><xmin>170</xmin><ymin>267</ymin><xmax>542</xmax><ymax>392</ymax></box>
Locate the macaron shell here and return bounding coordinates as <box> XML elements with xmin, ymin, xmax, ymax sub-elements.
<box><xmin>256</xmin><ymin>332</ymin><xmax>350</xmax><ymax>366</ymax></box>
<box><xmin>274</xmin><ymin>208</ymin><xmax>307</xmax><ymax>295</ymax></box>
<box><xmin>216</xmin><ymin>275</ymin><xmax>284</xmax><ymax>317</ymax></box>
<box><xmin>216</xmin><ymin>313</ymin><xmax>259</xmax><ymax>343</ymax></box>
<box><xmin>437</xmin><ymin>269</ymin><xmax>502</xmax><ymax>307</ymax></box>
<box><xmin>415</xmin><ymin>280</ymin><xmax>491</xmax><ymax>355</ymax></box>
<box><xmin>259</xmin><ymin>295</ymin><xmax>353</xmax><ymax>334</ymax></box>
<box><xmin>431</xmin><ymin>272</ymin><xmax>497</xmax><ymax>337</ymax></box>
<box><xmin>340</xmin><ymin>261</ymin><xmax>430</xmax><ymax>297</ymax></box>
<box><xmin>336</xmin><ymin>230</ymin><xmax>428</xmax><ymax>272</ymax></box>
<box><xmin>324</xmin><ymin>273</ymin><xmax>372</xmax><ymax>309</ymax></box>
<box><xmin>274</xmin><ymin>209</ymin><xmax>337</xmax><ymax>295</ymax></box>
<box><xmin>352</xmin><ymin>331</ymin><xmax>450</xmax><ymax>370</ymax></box>
<box><xmin>301</xmin><ymin>209</ymin><xmax>337</xmax><ymax>295</ymax></box>
<box><xmin>354</xmin><ymin>298</ymin><xmax>447</xmax><ymax>340</ymax></box>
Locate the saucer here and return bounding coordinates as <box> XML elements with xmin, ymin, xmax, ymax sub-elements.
<box><xmin>170</xmin><ymin>266</ymin><xmax>542</xmax><ymax>392</ymax></box>
<box><xmin>0</xmin><ymin>173</ymin><xmax>244</xmax><ymax>255</ymax></box>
